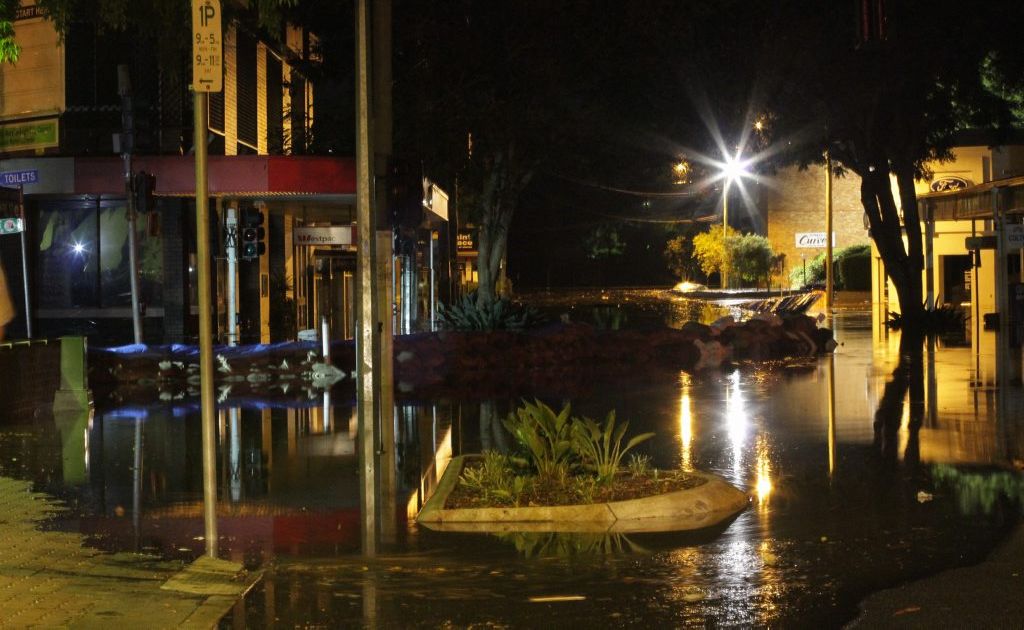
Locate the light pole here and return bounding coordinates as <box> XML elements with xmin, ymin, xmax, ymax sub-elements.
<box><xmin>719</xmin><ymin>155</ymin><xmax>748</xmax><ymax>290</ymax></box>
<box><xmin>722</xmin><ymin>181</ymin><xmax>730</xmax><ymax>289</ymax></box>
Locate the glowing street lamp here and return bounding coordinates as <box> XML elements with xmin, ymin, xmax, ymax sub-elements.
<box><xmin>672</xmin><ymin>158</ymin><xmax>692</xmax><ymax>185</ymax></box>
<box><xmin>719</xmin><ymin>153</ymin><xmax>750</xmax><ymax>289</ymax></box>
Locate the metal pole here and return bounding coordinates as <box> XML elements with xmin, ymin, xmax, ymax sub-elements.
<box><xmin>722</xmin><ymin>184</ymin><xmax>729</xmax><ymax>290</ymax></box>
<box><xmin>120</xmin><ymin>65</ymin><xmax>144</xmax><ymax>344</ymax></box>
<box><xmin>17</xmin><ymin>187</ymin><xmax>32</xmax><ymax>338</ymax></box>
<box><xmin>824</xmin><ymin>153</ymin><xmax>834</xmax><ymax>313</ymax></box>
<box><xmin>429</xmin><ymin>231</ymin><xmax>436</xmax><ymax>331</ymax></box>
<box><xmin>194</xmin><ymin>91</ymin><xmax>218</xmax><ymax>558</ymax></box>
<box><xmin>321</xmin><ymin>314</ymin><xmax>331</xmax><ymax>361</ymax></box>
<box><xmin>126</xmin><ymin>164</ymin><xmax>143</xmax><ymax>343</ymax></box>
<box><xmin>827</xmin><ymin>352</ymin><xmax>836</xmax><ymax>476</ymax></box>
<box><xmin>225</xmin><ymin>205</ymin><xmax>238</xmax><ymax>346</ymax></box>
<box><xmin>356</xmin><ymin>0</ymin><xmax>379</xmax><ymax>556</ymax></box>
<box><xmin>924</xmin><ymin>200</ymin><xmax>934</xmax><ymax>308</ymax></box>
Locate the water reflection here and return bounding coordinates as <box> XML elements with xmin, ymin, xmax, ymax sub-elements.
<box><xmin>753</xmin><ymin>434</ymin><xmax>773</xmax><ymax>506</ymax></box>
<box><xmin>724</xmin><ymin>369</ymin><xmax>748</xmax><ymax>482</ymax></box>
<box><xmin>496</xmin><ymin>531</ymin><xmax>646</xmax><ymax>557</ymax></box>
<box><xmin>4</xmin><ymin>301</ymin><xmax>1024</xmax><ymax>627</ymax></box>
<box><xmin>678</xmin><ymin>372</ymin><xmax>694</xmax><ymax>471</ymax></box>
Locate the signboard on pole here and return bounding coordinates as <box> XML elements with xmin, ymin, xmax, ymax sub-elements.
<box><xmin>0</xmin><ymin>217</ymin><xmax>22</xmax><ymax>234</ymax></box>
<box><xmin>1005</xmin><ymin>224</ymin><xmax>1024</xmax><ymax>251</ymax></box>
<box><xmin>191</xmin><ymin>0</ymin><xmax>223</xmax><ymax>93</ymax></box>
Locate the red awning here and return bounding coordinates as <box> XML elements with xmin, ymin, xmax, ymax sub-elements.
<box><xmin>73</xmin><ymin>155</ymin><xmax>356</xmax><ymax>199</ymax></box>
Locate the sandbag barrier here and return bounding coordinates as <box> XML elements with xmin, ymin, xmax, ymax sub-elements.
<box><xmin>88</xmin><ymin>314</ymin><xmax>835</xmax><ymax>405</ymax></box>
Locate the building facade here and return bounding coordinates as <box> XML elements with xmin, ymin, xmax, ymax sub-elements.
<box><xmin>0</xmin><ymin>2</ymin><xmax>386</xmax><ymax>346</ymax></box>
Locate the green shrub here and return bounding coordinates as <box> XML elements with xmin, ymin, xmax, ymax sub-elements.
<box><xmin>627</xmin><ymin>453</ymin><xmax>652</xmax><ymax>478</ymax></box>
<box><xmin>502</xmin><ymin>401</ymin><xmax>656</xmax><ymax>485</ymax></box>
<box><xmin>789</xmin><ymin>243</ymin><xmax>871</xmax><ymax>290</ymax></box>
<box><xmin>503</xmin><ymin>400</ymin><xmax>576</xmax><ymax>478</ymax></box>
<box><xmin>437</xmin><ymin>291</ymin><xmax>545</xmax><ymax>331</ymax></box>
<box><xmin>458</xmin><ymin>451</ymin><xmax>529</xmax><ymax>506</ymax></box>
<box><xmin>571</xmin><ymin>411</ymin><xmax>655</xmax><ymax>484</ymax></box>
<box><xmin>836</xmin><ymin>245</ymin><xmax>871</xmax><ymax>290</ymax></box>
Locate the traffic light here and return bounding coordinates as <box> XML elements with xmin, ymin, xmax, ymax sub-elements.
<box><xmin>240</xmin><ymin>207</ymin><xmax>265</xmax><ymax>259</ymax></box>
<box><xmin>134</xmin><ymin>171</ymin><xmax>156</xmax><ymax>213</ymax></box>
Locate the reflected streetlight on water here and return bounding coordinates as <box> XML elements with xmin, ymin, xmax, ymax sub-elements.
<box><xmin>725</xmin><ymin>370</ymin><xmax>748</xmax><ymax>480</ymax></box>
<box><xmin>678</xmin><ymin>372</ymin><xmax>694</xmax><ymax>471</ymax></box>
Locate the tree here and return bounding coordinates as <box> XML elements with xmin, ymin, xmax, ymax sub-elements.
<box><xmin>692</xmin><ymin>225</ymin><xmax>739</xmax><ymax>283</ymax></box>
<box><xmin>662</xmin><ymin>222</ymin><xmax>707</xmax><ymax>283</ymax></box>
<box><xmin>727</xmin><ymin>233</ymin><xmax>776</xmax><ymax>288</ymax></box>
<box><xmin>395</xmin><ymin>2</ymin><xmax>686</xmax><ymax>306</ymax></box>
<box><xmin>740</xmin><ymin>1</ymin><xmax>1024</xmax><ymax>336</ymax></box>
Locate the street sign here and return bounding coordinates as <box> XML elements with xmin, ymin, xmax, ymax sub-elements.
<box><xmin>0</xmin><ymin>170</ymin><xmax>37</xmax><ymax>186</ymax></box>
<box><xmin>191</xmin><ymin>0</ymin><xmax>223</xmax><ymax>93</ymax></box>
<box><xmin>965</xmin><ymin>235</ymin><xmax>998</xmax><ymax>250</ymax></box>
<box><xmin>0</xmin><ymin>217</ymin><xmax>22</xmax><ymax>234</ymax></box>
<box><xmin>1005</xmin><ymin>224</ymin><xmax>1024</xmax><ymax>251</ymax></box>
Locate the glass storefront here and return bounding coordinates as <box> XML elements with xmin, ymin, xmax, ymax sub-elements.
<box><xmin>35</xmin><ymin>199</ymin><xmax>163</xmax><ymax>311</ymax></box>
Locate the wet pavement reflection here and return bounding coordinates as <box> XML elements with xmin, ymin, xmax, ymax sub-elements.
<box><xmin>1</xmin><ymin>290</ymin><xmax>1023</xmax><ymax>627</ymax></box>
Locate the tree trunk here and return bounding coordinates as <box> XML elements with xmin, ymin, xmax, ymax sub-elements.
<box><xmin>473</xmin><ymin>147</ymin><xmax>532</xmax><ymax>309</ymax></box>
<box><xmin>860</xmin><ymin>163</ymin><xmax>925</xmax><ymax>331</ymax></box>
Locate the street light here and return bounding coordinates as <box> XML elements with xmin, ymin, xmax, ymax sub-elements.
<box><xmin>672</xmin><ymin>158</ymin><xmax>692</xmax><ymax>185</ymax></box>
<box><xmin>719</xmin><ymin>154</ymin><xmax>750</xmax><ymax>289</ymax></box>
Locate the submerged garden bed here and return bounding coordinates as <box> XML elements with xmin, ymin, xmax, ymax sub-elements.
<box><xmin>417</xmin><ymin>401</ymin><xmax>749</xmax><ymax>534</ymax></box>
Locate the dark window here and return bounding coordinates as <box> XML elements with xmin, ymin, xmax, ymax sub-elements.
<box><xmin>236</xmin><ymin>29</ymin><xmax>258</xmax><ymax>149</ymax></box>
<box><xmin>290</xmin><ymin>74</ymin><xmax>306</xmax><ymax>153</ymax></box>
<box><xmin>210</xmin><ymin>91</ymin><xmax>225</xmax><ymax>134</ymax></box>
<box><xmin>266</xmin><ymin>55</ymin><xmax>284</xmax><ymax>154</ymax></box>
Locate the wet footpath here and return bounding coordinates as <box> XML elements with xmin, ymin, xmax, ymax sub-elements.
<box><xmin>851</xmin><ymin>522</ymin><xmax>1024</xmax><ymax>629</ymax></box>
<box><xmin>0</xmin><ymin>476</ymin><xmax>257</xmax><ymax>629</ymax></box>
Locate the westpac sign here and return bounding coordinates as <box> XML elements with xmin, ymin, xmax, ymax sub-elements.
<box><xmin>795</xmin><ymin>232</ymin><xmax>836</xmax><ymax>248</ymax></box>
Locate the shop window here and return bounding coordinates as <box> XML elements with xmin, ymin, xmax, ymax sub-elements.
<box><xmin>36</xmin><ymin>200</ymin><xmax>164</xmax><ymax>311</ymax></box>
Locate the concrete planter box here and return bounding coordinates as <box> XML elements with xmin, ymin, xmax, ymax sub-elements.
<box><xmin>418</xmin><ymin>455</ymin><xmax>750</xmax><ymax>534</ymax></box>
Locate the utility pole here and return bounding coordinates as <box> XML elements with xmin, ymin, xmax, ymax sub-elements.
<box><xmin>356</xmin><ymin>0</ymin><xmax>380</xmax><ymax>556</ymax></box>
<box><xmin>824</xmin><ymin>152</ymin><xmax>834</xmax><ymax>313</ymax></box>
<box><xmin>118</xmin><ymin>64</ymin><xmax>144</xmax><ymax>343</ymax></box>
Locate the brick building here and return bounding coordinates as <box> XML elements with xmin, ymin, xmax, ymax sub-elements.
<box><xmin>762</xmin><ymin>166</ymin><xmax>870</xmax><ymax>287</ymax></box>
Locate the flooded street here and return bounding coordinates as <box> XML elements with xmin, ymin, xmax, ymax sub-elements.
<box><xmin>2</xmin><ymin>290</ymin><xmax>1023</xmax><ymax>627</ymax></box>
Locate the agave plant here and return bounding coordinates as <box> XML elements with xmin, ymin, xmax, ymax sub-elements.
<box><xmin>437</xmin><ymin>291</ymin><xmax>544</xmax><ymax>331</ymax></box>
<box><xmin>502</xmin><ymin>400</ymin><xmax>576</xmax><ymax>478</ymax></box>
<box><xmin>571</xmin><ymin>411</ymin><xmax>655</xmax><ymax>484</ymax></box>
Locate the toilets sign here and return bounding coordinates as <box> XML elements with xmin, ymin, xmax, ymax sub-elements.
<box><xmin>0</xmin><ymin>170</ymin><xmax>37</xmax><ymax>186</ymax></box>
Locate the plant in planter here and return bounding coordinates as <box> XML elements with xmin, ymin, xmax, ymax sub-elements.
<box><xmin>452</xmin><ymin>400</ymin><xmax>690</xmax><ymax>509</ymax></box>
<box><xmin>571</xmin><ymin>410</ymin><xmax>655</xmax><ymax>484</ymax></box>
<box><xmin>502</xmin><ymin>400</ymin><xmax>575</xmax><ymax>478</ymax></box>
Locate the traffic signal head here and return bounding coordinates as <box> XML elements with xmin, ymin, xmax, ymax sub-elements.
<box><xmin>240</xmin><ymin>207</ymin><xmax>265</xmax><ymax>259</ymax></box>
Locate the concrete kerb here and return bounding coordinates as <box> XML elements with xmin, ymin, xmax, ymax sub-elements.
<box><xmin>418</xmin><ymin>455</ymin><xmax>750</xmax><ymax>534</ymax></box>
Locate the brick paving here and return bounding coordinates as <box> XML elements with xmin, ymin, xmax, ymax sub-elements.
<box><xmin>0</xmin><ymin>476</ymin><xmax>255</xmax><ymax>629</ymax></box>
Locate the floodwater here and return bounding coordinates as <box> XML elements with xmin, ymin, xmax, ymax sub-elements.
<box><xmin>2</xmin><ymin>289</ymin><xmax>1023</xmax><ymax>627</ymax></box>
